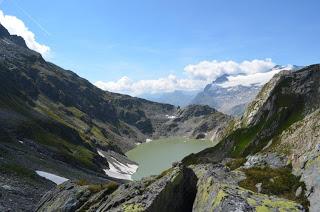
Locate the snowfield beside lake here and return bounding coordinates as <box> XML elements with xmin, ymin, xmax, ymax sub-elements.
<box><xmin>98</xmin><ymin>150</ymin><xmax>138</xmax><ymax>180</ymax></box>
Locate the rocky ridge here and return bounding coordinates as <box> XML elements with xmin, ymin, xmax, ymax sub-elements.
<box><xmin>156</xmin><ymin>104</ymin><xmax>232</xmax><ymax>141</ymax></box>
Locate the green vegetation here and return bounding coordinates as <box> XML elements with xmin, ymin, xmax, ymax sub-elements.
<box><xmin>67</xmin><ymin>106</ymin><xmax>85</xmax><ymax>118</ymax></box>
<box><xmin>90</xmin><ymin>126</ymin><xmax>106</xmax><ymax>141</ymax></box>
<box><xmin>0</xmin><ymin>163</ymin><xmax>37</xmax><ymax>179</ymax></box>
<box><xmin>122</xmin><ymin>203</ymin><xmax>144</xmax><ymax>212</ymax></box>
<box><xmin>36</xmin><ymin>104</ymin><xmax>70</xmax><ymax>126</ymax></box>
<box><xmin>157</xmin><ymin>167</ymin><xmax>174</xmax><ymax>179</ymax></box>
<box><xmin>239</xmin><ymin>167</ymin><xmax>309</xmax><ymax>209</ymax></box>
<box><xmin>225</xmin><ymin>158</ymin><xmax>246</xmax><ymax>170</ymax></box>
<box><xmin>212</xmin><ymin>190</ymin><xmax>228</xmax><ymax>209</ymax></box>
<box><xmin>34</xmin><ymin>130</ymin><xmax>95</xmax><ymax>168</ymax></box>
<box><xmin>76</xmin><ymin>179</ymin><xmax>119</xmax><ymax>194</ymax></box>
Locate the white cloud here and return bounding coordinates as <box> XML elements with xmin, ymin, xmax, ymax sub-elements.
<box><xmin>95</xmin><ymin>59</ymin><xmax>283</xmax><ymax>96</ymax></box>
<box><xmin>0</xmin><ymin>10</ymin><xmax>50</xmax><ymax>56</ymax></box>
<box><xmin>184</xmin><ymin>59</ymin><xmax>275</xmax><ymax>80</ymax></box>
<box><xmin>95</xmin><ymin>75</ymin><xmax>205</xmax><ymax>96</ymax></box>
<box><xmin>219</xmin><ymin>65</ymin><xmax>293</xmax><ymax>88</ymax></box>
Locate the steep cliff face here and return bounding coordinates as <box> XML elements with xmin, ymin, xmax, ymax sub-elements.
<box><xmin>269</xmin><ymin>109</ymin><xmax>320</xmax><ymax>211</ymax></box>
<box><xmin>156</xmin><ymin>105</ymin><xmax>231</xmax><ymax>141</ymax></box>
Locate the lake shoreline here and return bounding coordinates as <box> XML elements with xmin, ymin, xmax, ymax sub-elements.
<box><xmin>126</xmin><ymin>137</ymin><xmax>216</xmax><ymax>180</ymax></box>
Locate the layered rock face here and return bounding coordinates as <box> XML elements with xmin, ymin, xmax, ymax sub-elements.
<box><xmin>37</xmin><ymin>165</ymin><xmax>198</xmax><ymax>212</ymax></box>
<box><xmin>156</xmin><ymin>105</ymin><xmax>231</xmax><ymax>141</ymax></box>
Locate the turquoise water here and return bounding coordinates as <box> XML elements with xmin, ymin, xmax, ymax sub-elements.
<box><xmin>126</xmin><ymin>137</ymin><xmax>216</xmax><ymax>180</ymax></box>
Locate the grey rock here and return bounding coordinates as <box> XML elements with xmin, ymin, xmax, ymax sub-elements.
<box><xmin>296</xmin><ymin>186</ymin><xmax>303</xmax><ymax>197</ymax></box>
<box><xmin>192</xmin><ymin>164</ymin><xmax>303</xmax><ymax>212</ymax></box>
<box><xmin>255</xmin><ymin>183</ymin><xmax>262</xmax><ymax>193</ymax></box>
<box><xmin>243</xmin><ymin>153</ymin><xmax>288</xmax><ymax>169</ymax></box>
<box><xmin>37</xmin><ymin>165</ymin><xmax>198</xmax><ymax>212</ymax></box>
<box><xmin>156</xmin><ymin>104</ymin><xmax>232</xmax><ymax>141</ymax></box>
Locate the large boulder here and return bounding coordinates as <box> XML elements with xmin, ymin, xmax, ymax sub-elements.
<box><xmin>36</xmin><ymin>165</ymin><xmax>198</xmax><ymax>212</ymax></box>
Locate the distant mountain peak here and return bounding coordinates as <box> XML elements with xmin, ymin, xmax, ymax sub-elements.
<box><xmin>212</xmin><ymin>74</ymin><xmax>229</xmax><ymax>84</ymax></box>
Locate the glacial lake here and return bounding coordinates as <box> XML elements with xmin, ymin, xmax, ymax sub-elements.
<box><xmin>126</xmin><ymin>137</ymin><xmax>216</xmax><ymax>180</ymax></box>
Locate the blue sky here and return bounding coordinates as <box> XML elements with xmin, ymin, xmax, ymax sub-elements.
<box><xmin>1</xmin><ymin>0</ymin><xmax>319</xmax><ymax>95</ymax></box>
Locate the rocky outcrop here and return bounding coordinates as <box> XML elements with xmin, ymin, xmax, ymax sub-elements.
<box><xmin>157</xmin><ymin>105</ymin><xmax>232</xmax><ymax>141</ymax></box>
<box><xmin>266</xmin><ymin>109</ymin><xmax>320</xmax><ymax>211</ymax></box>
<box><xmin>243</xmin><ymin>153</ymin><xmax>288</xmax><ymax>169</ymax></box>
<box><xmin>37</xmin><ymin>165</ymin><xmax>198</xmax><ymax>212</ymax></box>
<box><xmin>194</xmin><ymin>183</ymin><xmax>303</xmax><ymax>212</ymax></box>
<box><xmin>241</xmin><ymin>70</ymin><xmax>291</xmax><ymax>127</ymax></box>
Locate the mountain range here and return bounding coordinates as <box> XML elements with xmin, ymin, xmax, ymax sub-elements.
<box><xmin>191</xmin><ymin>65</ymin><xmax>303</xmax><ymax>116</ymax></box>
<box><xmin>139</xmin><ymin>90</ymin><xmax>199</xmax><ymax>107</ymax></box>
<box><xmin>140</xmin><ymin>66</ymin><xmax>302</xmax><ymax>118</ymax></box>
<box><xmin>1</xmin><ymin>22</ymin><xmax>319</xmax><ymax>211</ymax></box>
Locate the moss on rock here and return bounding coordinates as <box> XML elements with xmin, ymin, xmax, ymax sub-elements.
<box><xmin>239</xmin><ymin>166</ymin><xmax>309</xmax><ymax>209</ymax></box>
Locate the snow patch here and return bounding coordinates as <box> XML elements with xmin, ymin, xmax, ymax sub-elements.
<box><xmin>2</xmin><ymin>39</ymin><xmax>11</xmax><ymax>45</ymax></box>
<box><xmin>97</xmin><ymin>150</ymin><xmax>105</xmax><ymax>158</ymax></box>
<box><xmin>103</xmin><ymin>157</ymin><xmax>138</xmax><ymax>180</ymax></box>
<box><xmin>165</xmin><ymin>114</ymin><xmax>177</xmax><ymax>119</ymax></box>
<box><xmin>97</xmin><ymin>150</ymin><xmax>138</xmax><ymax>180</ymax></box>
<box><xmin>36</xmin><ymin>171</ymin><xmax>69</xmax><ymax>185</ymax></box>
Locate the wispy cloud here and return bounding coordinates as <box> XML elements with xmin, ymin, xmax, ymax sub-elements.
<box><xmin>12</xmin><ymin>0</ymin><xmax>51</xmax><ymax>36</ymax></box>
<box><xmin>95</xmin><ymin>59</ymin><xmax>283</xmax><ymax>96</ymax></box>
<box><xmin>0</xmin><ymin>9</ymin><xmax>50</xmax><ymax>56</ymax></box>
